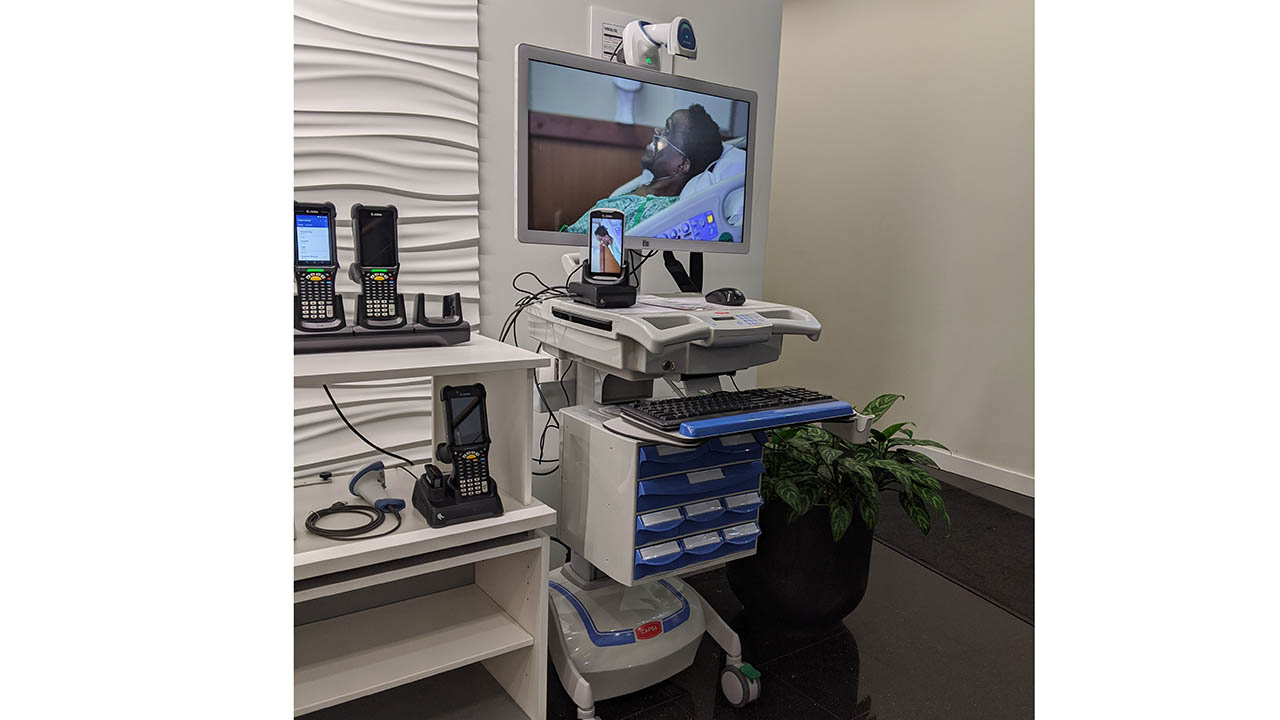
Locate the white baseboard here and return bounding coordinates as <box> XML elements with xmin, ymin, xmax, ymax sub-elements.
<box><xmin>915</xmin><ymin>447</ymin><xmax>1035</xmax><ymax>498</ymax></box>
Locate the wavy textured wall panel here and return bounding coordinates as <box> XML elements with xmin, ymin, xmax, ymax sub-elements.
<box><xmin>294</xmin><ymin>0</ymin><xmax>479</xmax><ymax>480</ymax></box>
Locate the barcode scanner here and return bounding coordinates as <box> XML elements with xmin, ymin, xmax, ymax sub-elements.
<box><xmin>349</xmin><ymin>461</ymin><xmax>406</xmax><ymax>512</ymax></box>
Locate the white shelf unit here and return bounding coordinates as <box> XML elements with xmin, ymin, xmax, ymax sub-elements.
<box><xmin>294</xmin><ymin>337</ymin><xmax>555</xmax><ymax>719</ymax></box>
<box><xmin>296</xmin><ymin>534</ymin><xmax>549</xmax><ymax>717</ymax></box>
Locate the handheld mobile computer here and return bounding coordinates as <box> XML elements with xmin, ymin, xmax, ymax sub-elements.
<box><xmin>350</xmin><ymin>204</ymin><xmax>404</xmax><ymax>327</ymax></box>
<box><xmin>294</xmin><ymin>202</ymin><xmax>342</xmax><ymax>331</ymax></box>
<box><xmin>439</xmin><ymin>384</ymin><xmax>494</xmax><ymax>499</ymax></box>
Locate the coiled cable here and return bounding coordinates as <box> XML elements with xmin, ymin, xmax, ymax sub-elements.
<box><xmin>305</xmin><ymin>501</ymin><xmax>402</xmax><ymax>541</ymax></box>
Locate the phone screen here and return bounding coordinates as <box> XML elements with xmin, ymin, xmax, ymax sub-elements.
<box><xmin>448</xmin><ymin>395</ymin><xmax>488</xmax><ymax>447</ymax></box>
<box><xmin>295</xmin><ymin>213</ymin><xmax>333</xmax><ymax>265</ymax></box>
<box><xmin>356</xmin><ymin>208</ymin><xmax>398</xmax><ymax>267</ymax></box>
<box><xmin>589</xmin><ymin>215</ymin><xmax>624</xmax><ymax>279</ymax></box>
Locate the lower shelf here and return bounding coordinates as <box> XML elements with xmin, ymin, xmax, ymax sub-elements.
<box><xmin>298</xmin><ymin>662</ymin><xmax>528</xmax><ymax>720</ymax></box>
<box><xmin>294</xmin><ymin>583</ymin><xmax>533</xmax><ymax>716</ymax></box>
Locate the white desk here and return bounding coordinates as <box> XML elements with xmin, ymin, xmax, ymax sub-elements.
<box><xmin>294</xmin><ymin>336</ymin><xmax>555</xmax><ymax>719</ymax></box>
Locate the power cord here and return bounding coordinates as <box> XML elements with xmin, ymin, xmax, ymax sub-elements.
<box><xmin>629</xmin><ymin>250</ymin><xmax>659</xmax><ymax>287</ymax></box>
<box><xmin>305</xmin><ymin>502</ymin><xmax>403</xmax><ymax>541</ymax></box>
<box><xmin>549</xmin><ymin>535</ymin><xmax>572</xmax><ymax>564</ymax></box>
<box><xmin>321</xmin><ymin>384</ymin><xmax>421</xmax><ymax>483</ymax></box>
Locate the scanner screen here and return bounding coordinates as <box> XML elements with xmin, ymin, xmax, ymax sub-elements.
<box><xmin>356</xmin><ymin>209</ymin><xmax>398</xmax><ymax>267</ymax></box>
<box><xmin>295</xmin><ymin>214</ymin><xmax>332</xmax><ymax>264</ymax></box>
<box><xmin>449</xmin><ymin>396</ymin><xmax>487</xmax><ymax>447</ymax></box>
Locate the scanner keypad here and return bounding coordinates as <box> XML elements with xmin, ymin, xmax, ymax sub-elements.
<box><xmin>454</xmin><ymin>449</ymin><xmax>490</xmax><ymax>498</ymax></box>
<box><xmin>297</xmin><ymin>271</ymin><xmax>336</xmax><ymax>320</ymax></box>
<box><xmin>362</xmin><ymin>270</ymin><xmax>399</xmax><ymax>319</ymax></box>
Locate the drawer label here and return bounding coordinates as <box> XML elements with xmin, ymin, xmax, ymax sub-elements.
<box><xmin>687</xmin><ymin>468</ymin><xmax>725</xmax><ymax>484</ymax></box>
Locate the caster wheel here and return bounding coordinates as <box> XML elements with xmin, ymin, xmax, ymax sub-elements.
<box><xmin>720</xmin><ymin>663</ymin><xmax>762</xmax><ymax>707</ymax></box>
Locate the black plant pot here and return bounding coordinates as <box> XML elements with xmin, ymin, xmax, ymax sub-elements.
<box><xmin>727</xmin><ymin>500</ymin><xmax>874</xmax><ymax>630</ymax></box>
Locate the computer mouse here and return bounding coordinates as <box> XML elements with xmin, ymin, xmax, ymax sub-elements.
<box><xmin>704</xmin><ymin>287</ymin><xmax>746</xmax><ymax>306</ymax></box>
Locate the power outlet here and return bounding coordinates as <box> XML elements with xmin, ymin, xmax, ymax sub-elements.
<box><xmin>588</xmin><ymin>6</ymin><xmax>674</xmax><ymax>73</ymax></box>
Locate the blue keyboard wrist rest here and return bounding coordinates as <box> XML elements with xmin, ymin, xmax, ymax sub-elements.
<box><xmin>677</xmin><ymin>401</ymin><xmax>854</xmax><ymax>439</ymax></box>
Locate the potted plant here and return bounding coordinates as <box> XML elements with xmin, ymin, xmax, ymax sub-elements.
<box><xmin>726</xmin><ymin>393</ymin><xmax>952</xmax><ymax>629</ymax></box>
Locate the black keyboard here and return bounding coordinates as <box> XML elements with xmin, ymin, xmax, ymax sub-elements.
<box><xmin>620</xmin><ymin>386</ymin><xmax>836</xmax><ymax>431</ymax></box>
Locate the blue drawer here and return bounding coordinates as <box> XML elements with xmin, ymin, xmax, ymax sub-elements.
<box><xmin>633</xmin><ymin>521</ymin><xmax>762</xmax><ymax>581</ymax></box>
<box><xmin>636</xmin><ymin>432</ymin><xmax>766</xmax><ymax>479</ymax></box>
<box><xmin>634</xmin><ymin>492</ymin><xmax>764</xmax><ymax>545</ymax></box>
<box><xmin>635</xmin><ymin>461</ymin><xmax>764</xmax><ymax>512</ymax></box>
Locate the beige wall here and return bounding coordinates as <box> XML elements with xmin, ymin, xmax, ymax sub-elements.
<box><xmin>760</xmin><ymin>0</ymin><xmax>1034</xmax><ymax>480</ymax></box>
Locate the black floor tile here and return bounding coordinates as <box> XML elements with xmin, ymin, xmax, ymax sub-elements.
<box><xmin>618</xmin><ymin>699</ymin><xmax>696</xmax><ymax>720</ymax></box>
<box><xmin>756</xmin><ymin>631</ymin><xmax>866</xmax><ymax>718</ymax></box>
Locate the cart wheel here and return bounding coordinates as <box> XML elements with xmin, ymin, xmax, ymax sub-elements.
<box><xmin>720</xmin><ymin>663</ymin><xmax>762</xmax><ymax>707</ymax></box>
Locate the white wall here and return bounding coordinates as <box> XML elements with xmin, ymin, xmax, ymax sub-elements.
<box><xmin>758</xmin><ymin>0</ymin><xmax>1034</xmax><ymax>490</ymax></box>
<box><xmin>293</xmin><ymin>0</ymin><xmax>481</xmax><ymax>479</ymax></box>
<box><xmin>476</xmin><ymin>0</ymin><xmax>784</xmax><ymax>340</ymax></box>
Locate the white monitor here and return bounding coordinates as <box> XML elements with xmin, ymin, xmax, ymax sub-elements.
<box><xmin>516</xmin><ymin>43</ymin><xmax>757</xmax><ymax>254</ymax></box>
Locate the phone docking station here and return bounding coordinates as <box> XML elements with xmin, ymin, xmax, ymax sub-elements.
<box><xmin>569</xmin><ymin>281</ymin><xmax>636</xmax><ymax>309</ymax></box>
<box><xmin>293</xmin><ymin>293</ymin><xmax>471</xmax><ymax>354</ymax></box>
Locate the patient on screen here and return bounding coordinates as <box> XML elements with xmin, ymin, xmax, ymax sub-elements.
<box><xmin>563</xmin><ymin>104</ymin><xmax>724</xmax><ymax>234</ymax></box>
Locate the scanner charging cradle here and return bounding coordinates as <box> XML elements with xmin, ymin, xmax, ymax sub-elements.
<box><xmin>293</xmin><ymin>292</ymin><xmax>471</xmax><ymax>354</ymax></box>
<box><xmin>411</xmin><ymin>474</ymin><xmax>503</xmax><ymax>528</ymax></box>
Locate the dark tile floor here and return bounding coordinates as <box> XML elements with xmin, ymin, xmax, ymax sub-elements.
<box><xmin>547</xmin><ymin>484</ymin><xmax>1034</xmax><ymax>720</ymax></box>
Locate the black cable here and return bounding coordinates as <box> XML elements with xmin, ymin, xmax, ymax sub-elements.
<box><xmin>549</xmin><ymin>535</ymin><xmax>572</xmax><ymax>564</ymax></box>
<box><xmin>558</xmin><ymin>359</ymin><xmax>575</xmax><ymax>405</ymax></box>
<box><xmin>323</xmin><ymin>384</ymin><xmax>417</xmax><ymax>469</ymax></box>
<box><xmin>305</xmin><ymin>503</ymin><xmax>403</xmax><ymax>541</ymax></box>
<box><xmin>729</xmin><ymin>374</ymin><xmax>742</xmax><ymax>392</ymax></box>
<box><xmin>629</xmin><ymin>250</ymin><xmax>659</xmax><ymax>287</ymax></box>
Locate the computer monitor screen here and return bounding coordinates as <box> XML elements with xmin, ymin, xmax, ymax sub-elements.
<box><xmin>516</xmin><ymin>44</ymin><xmax>757</xmax><ymax>254</ymax></box>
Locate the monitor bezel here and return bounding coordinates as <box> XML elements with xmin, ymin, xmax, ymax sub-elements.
<box><xmin>515</xmin><ymin>43</ymin><xmax>757</xmax><ymax>255</ymax></box>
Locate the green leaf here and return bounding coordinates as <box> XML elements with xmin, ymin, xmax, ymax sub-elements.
<box><xmin>899</xmin><ymin>492</ymin><xmax>932</xmax><ymax>535</ymax></box>
<box><xmin>829</xmin><ymin>500</ymin><xmax>854</xmax><ymax>542</ymax></box>
<box><xmin>770</xmin><ymin>427</ymin><xmax>800</xmax><ymax>443</ymax></box>
<box><xmin>867</xmin><ymin>458</ymin><xmax>918</xmax><ymax>491</ymax></box>
<box><xmin>786</xmin><ymin>490</ymin><xmax>815</xmax><ymax>522</ymax></box>
<box><xmin>917</xmin><ymin>486</ymin><xmax>952</xmax><ymax>530</ymax></box>
<box><xmin>869</xmin><ymin>429</ymin><xmax>886</xmax><ymax>444</ymax></box>
<box><xmin>772</xmin><ymin>476</ymin><xmax>802</xmax><ymax>511</ymax></box>
<box><xmin>903</xmin><ymin>464</ymin><xmax>942</xmax><ymax>491</ymax></box>
<box><xmin>837</xmin><ymin>457</ymin><xmax>873</xmax><ymax>482</ymax></box>
<box><xmin>818</xmin><ymin>445</ymin><xmax>841</xmax><ymax>467</ymax></box>
<box><xmin>893</xmin><ymin>448</ymin><xmax>939</xmax><ymax>469</ymax></box>
<box><xmin>847</xmin><ymin>444</ymin><xmax>877</xmax><ymax>462</ymax></box>
<box><xmin>902</xmin><ymin>427</ymin><xmax>913</xmax><ymax>438</ymax></box>
<box><xmin>857</xmin><ymin>496</ymin><xmax>879</xmax><ymax>529</ymax></box>
<box><xmin>887</xmin><ymin>437</ymin><xmax>951</xmax><ymax>453</ymax></box>
<box><xmin>817</xmin><ymin>463</ymin><xmax>835</xmax><ymax>483</ymax></box>
<box><xmin>880</xmin><ymin>421</ymin><xmax>915</xmax><ymax>439</ymax></box>
<box><xmin>862</xmin><ymin>394</ymin><xmax>905</xmax><ymax>423</ymax></box>
<box><xmin>853</xmin><ymin>474</ymin><xmax>880</xmax><ymax>504</ymax></box>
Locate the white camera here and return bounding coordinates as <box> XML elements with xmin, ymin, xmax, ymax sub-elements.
<box><xmin>620</xmin><ymin>17</ymin><xmax>698</xmax><ymax>70</ymax></box>
<box><xmin>662</xmin><ymin>17</ymin><xmax>697</xmax><ymax>59</ymax></box>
